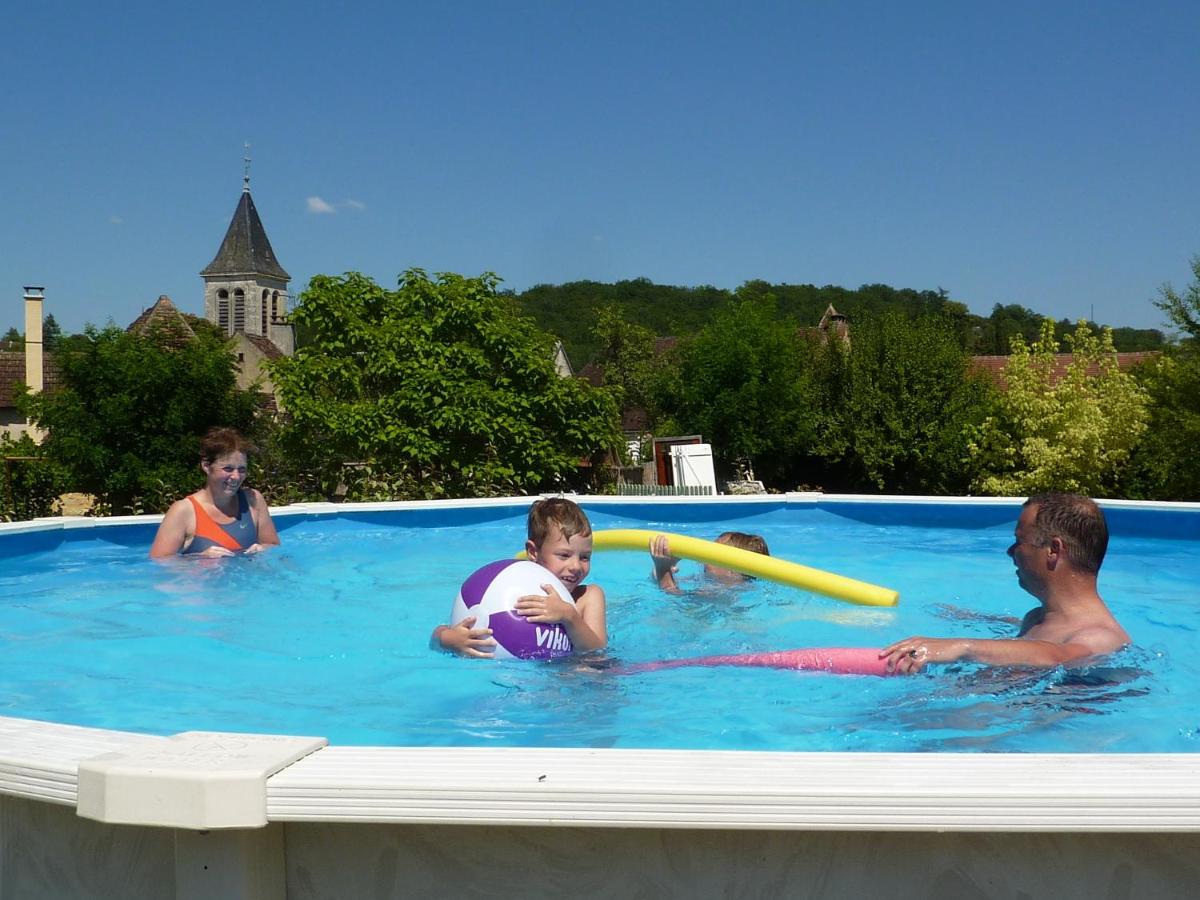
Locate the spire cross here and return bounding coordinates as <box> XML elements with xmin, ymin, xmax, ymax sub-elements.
<box><xmin>243</xmin><ymin>142</ymin><xmax>252</xmax><ymax>192</ymax></box>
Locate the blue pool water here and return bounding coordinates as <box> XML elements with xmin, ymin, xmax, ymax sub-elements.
<box><xmin>1</xmin><ymin>499</ymin><xmax>1197</xmax><ymax>752</ymax></box>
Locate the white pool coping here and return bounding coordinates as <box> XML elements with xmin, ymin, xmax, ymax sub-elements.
<box><xmin>3</xmin><ymin>715</ymin><xmax>1199</xmax><ymax>832</ymax></box>
<box><xmin>2</xmin><ymin>494</ymin><xmax>1199</xmax><ymax>834</ymax></box>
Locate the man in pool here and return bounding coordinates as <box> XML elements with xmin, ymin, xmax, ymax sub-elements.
<box><xmin>882</xmin><ymin>492</ymin><xmax>1131</xmax><ymax>674</ymax></box>
<box><xmin>431</xmin><ymin>497</ymin><xmax>608</xmax><ymax>657</ymax></box>
<box><xmin>649</xmin><ymin>531</ymin><xmax>770</xmax><ymax>594</ymax></box>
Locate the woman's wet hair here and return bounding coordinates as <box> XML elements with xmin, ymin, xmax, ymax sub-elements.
<box><xmin>199</xmin><ymin>427</ymin><xmax>256</xmax><ymax>464</ymax></box>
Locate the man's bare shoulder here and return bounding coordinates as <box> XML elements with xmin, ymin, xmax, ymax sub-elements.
<box><xmin>1025</xmin><ymin>615</ymin><xmax>1129</xmax><ymax>656</ymax></box>
<box><xmin>1065</xmin><ymin>621</ymin><xmax>1131</xmax><ymax>656</ymax></box>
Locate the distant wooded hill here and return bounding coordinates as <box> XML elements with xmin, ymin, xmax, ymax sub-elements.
<box><xmin>511</xmin><ymin>278</ymin><xmax>1166</xmax><ymax>369</ymax></box>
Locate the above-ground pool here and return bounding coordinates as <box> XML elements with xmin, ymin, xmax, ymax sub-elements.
<box><xmin>2</xmin><ymin>494</ymin><xmax>1196</xmax><ymax>753</ymax></box>
<box><xmin>2</xmin><ymin>495</ymin><xmax>1199</xmax><ymax>899</ymax></box>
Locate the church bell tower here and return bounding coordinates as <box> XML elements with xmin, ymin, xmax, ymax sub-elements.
<box><xmin>201</xmin><ymin>149</ymin><xmax>294</xmax><ymax>354</ymax></box>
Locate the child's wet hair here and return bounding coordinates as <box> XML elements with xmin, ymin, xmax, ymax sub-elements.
<box><xmin>527</xmin><ymin>497</ymin><xmax>592</xmax><ymax>545</ymax></box>
<box><xmin>715</xmin><ymin>531</ymin><xmax>769</xmax><ymax>556</ymax></box>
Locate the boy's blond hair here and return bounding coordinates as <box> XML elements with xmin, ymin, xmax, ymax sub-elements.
<box><xmin>527</xmin><ymin>497</ymin><xmax>592</xmax><ymax>545</ymax></box>
<box><xmin>715</xmin><ymin>531</ymin><xmax>770</xmax><ymax>556</ymax></box>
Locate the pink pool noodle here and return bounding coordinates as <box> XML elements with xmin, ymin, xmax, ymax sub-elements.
<box><xmin>621</xmin><ymin>647</ymin><xmax>893</xmax><ymax>677</ymax></box>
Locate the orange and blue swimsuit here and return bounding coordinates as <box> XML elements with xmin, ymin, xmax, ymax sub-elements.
<box><xmin>183</xmin><ymin>492</ymin><xmax>257</xmax><ymax>555</ymax></box>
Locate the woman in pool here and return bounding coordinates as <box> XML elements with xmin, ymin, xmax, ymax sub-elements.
<box><xmin>149</xmin><ymin>427</ymin><xmax>279</xmax><ymax>558</ymax></box>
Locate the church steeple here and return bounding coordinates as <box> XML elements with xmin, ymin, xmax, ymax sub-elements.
<box><xmin>201</xmin><ymin>191</ymin><xmax>290</xmax><ymax>282</ymax></box>
<box><xmin>201</xmin><ymin>163</ymin><xmax>293</xmax><ymax>355</ymax></box>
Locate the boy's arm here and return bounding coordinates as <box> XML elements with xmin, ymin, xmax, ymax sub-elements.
<box><xmin>649</xmin><ymin>534</ymin><xmax>682</xmax><ymax>594</ymax></box>
<box><xmin>431</xmin><ymin>617</ymin><xmax>497</xmax><ymax>658</ymax></box>
<box><xmin>514</xmin><ymin>584</ymin><xmax>607</xmax><ymax>651</ymax></box>
<box><xmin>569</xmin><ymin>585</ymin><xmax>607</xmax><ymax>651</ymax></box>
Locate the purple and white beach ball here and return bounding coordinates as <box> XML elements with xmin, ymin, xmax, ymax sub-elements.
<box><xmin>449</xmin><ymin>559</ymin><xmax>576</xmax><ymax>659</ymax></box>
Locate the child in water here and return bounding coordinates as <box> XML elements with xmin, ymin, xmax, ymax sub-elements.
<box><xmin>649</xmin><ymin>531</ymin><xmax>770</xmax><ymax>594</ymax></box>
<box><xmin>432</xmin><ymin>497</ymin><xmax>608</xmax><ymax>658</ymax></box>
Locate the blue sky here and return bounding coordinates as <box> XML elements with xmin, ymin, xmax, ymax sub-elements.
<box><xmin>3</xmin><ymin>1</ymin><xmax>1198</xmax><ymax>337</ymax></box>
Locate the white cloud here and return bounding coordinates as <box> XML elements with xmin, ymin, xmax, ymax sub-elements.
<box><xmin>343</xmin><ymin>199</ymin><xmax>366</xmax><ymax>211</ymax></box>
<box><xmin>307</xmin><ymin>196</ymin><xmax>336</xmax><ymax>214</ymax></box>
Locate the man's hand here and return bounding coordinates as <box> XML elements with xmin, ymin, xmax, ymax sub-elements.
<box><xmin>880</xmin><ymin>637</ymin><xmax>965</xmax><ymax>674</ymax></box>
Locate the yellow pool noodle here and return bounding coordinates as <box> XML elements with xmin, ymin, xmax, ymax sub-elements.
<box><xmin>520</xmin><ymin>528</ymin><xmax>899</xmax><ymax>607</ymax></box>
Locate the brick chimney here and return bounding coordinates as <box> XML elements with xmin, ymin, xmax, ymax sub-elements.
<box><xmin>23</xmin><ymin>286</ymin><xmax>45</xmax><ymax>394</ymax></box>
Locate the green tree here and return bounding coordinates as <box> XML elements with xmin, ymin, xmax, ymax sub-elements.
<box><xmin>17</xmin><ymin>324</ymin><xmax>257</xmax><ymax>513</ymax></box>
<box><xmin>1154</xmin><ymin>254</ymin><xmax>1200</xmax><ymax>341</ymax></box>
<box><xmin>967</xmin><ymin>319</ymin><xmax>1149</xmax><ymax>496</ymax></box>
<box><xmin>268</xmin><ymin>269</ymin><xmax>621</xmax><ymax>499</ymax></box>
<box><xmin>0</xmin><ymin>432</ymin><xmax>67</xmax><ymax>521</ymax></box>
<box><xmin>2</xmin><ymin>326</ymin><xmax>22</xmax><ymax>349</ymax></box>
<box><xmin>820</xmin><ymin>312</ymin><xmax>994</xmax><ymax>493</ymax></box>
<box><xmin>589</xmin><ymin>305</ymin><xmax>660</xmax><ymax>419</ymax></box>
<box><xmin>1107</xmin><ymin>253</ymin><xmax>1200</xmax><ymax>498</ymax></box>
<box><xmin>1124</xmin><ymin>349</ymin><xmax>1200</xmax><ymax>500</ymax></box>
<box><xmin>516</xmin><ymin>278</ymin><xmax>728</xmax><ymax>366</ymax></box>
<box><xmin>986</xmin><ymin>303</ymin><xmax>1044</xmax><ymax>355</ymax></box>
<box><xmin>42</xmin><ymin>314</ymin><xmax>63</xmax><ymax>351</ymax></box>
<box><xmin>663</xmin><ymin>295</ymin><xmax>818</xmax><ymax>485</ymax></box>
<box><xmin>654</xmin><ymin>304</ymin><xmax>992</xmax><ymax>492</ymax></box>
<box><xmin>515</xmin><ymin>276</ymin><xmax>1171</xmax><ymax>365</ymax></box>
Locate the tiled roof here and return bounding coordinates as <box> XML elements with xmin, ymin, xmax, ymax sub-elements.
<box><xmin>0</xmin><ymin>351</ymin><xmax>62</xmax><ymax>407</ymax></box>
<box><xmin>242</xmin><ymin>333</ymin><xmax>285</xmax><ymax>359</ymax></box>
<box><xmin>577</xmin><ymin>362</ymin><xmax>604</xmax><ymax>387</ymax></box>
<box><xmin>578</xmin><ymin>337</ymin><xmax>679</xmax><ymax>389</ymax></box>
<box><xmin>200</xmin><ymin>190</ymin><xmax>290</xmax><ymax>280</ymax></box>
<box><xmin>621</xmin><ymin>407</ymin><xmax>650</xmax><ymax>432</ymax></box>
<box><xmin>818</xmin><ymin>303</ymin><xmax>846</xmax><ymax>326</ymax></box>
<box><xmin>970</xmin><ymin>352</ymin><xmax>1159</xmax><ymax>388</ymax></box>
<box><xmin>127</xmin><ymin>295</ymin><xmax>197</xmax><ymax>348</ymax></box>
